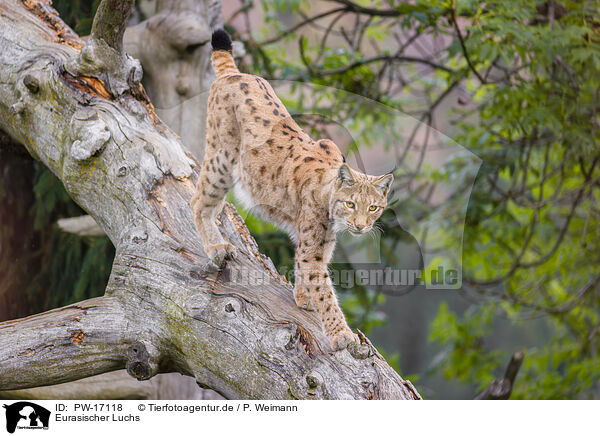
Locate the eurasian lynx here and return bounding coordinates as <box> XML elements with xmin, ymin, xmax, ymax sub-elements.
<box><xmin>191</xmin><ymin>30</ymin><xmax>393</xmax><ymax>351</ymax></box>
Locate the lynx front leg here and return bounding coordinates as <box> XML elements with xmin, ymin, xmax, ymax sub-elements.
<box><xmin>296</xmin><ymin>261</ymin><xmax>358</xmax><ymax>350</ymax></box>
<box><xmin>293</xmin><ymin>263</ymin><xmax>314</xmax><ymax>311</ymax></box>
<box><xmin>191</xmin><ymin>149</ymin><xmax>237</xmax><ymax>267</ymax></box>
<box><xmin>293</xmin><ymin>287</ymin><xmax>314</xmax><ymax>311</ymax></box>
<box><xmin>294</xmin><ymin>213</ymin><xmax>358</xmax><ymax>351</ymax></box>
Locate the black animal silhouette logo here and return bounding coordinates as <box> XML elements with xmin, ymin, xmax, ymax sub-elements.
<box><xmin>3</xmin><ymin>402</ymin><xmax>50</xmax><ymax>433</ymax></box>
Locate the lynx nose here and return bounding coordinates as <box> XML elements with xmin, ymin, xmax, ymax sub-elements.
<box><xmin>355</xmin><ymin>224</ymin><xmax>365</xmax><ymax>231</ymax></box>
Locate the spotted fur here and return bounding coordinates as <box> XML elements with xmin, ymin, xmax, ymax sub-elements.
<box><xmin>191</xmin><ymin>30</ymin><xmax>393</xmax><ymax>351</ymax></box>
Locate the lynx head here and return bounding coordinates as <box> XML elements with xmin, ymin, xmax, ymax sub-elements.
<box><xmin>330</xmin><ymin>163</ymin><xmax>393</xmax><ymax>235</ymax></box>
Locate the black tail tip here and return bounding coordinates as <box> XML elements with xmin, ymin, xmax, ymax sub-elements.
<box><xmin>212</xmin><ymin>29</ymin><xmax>232</xmax><ymax>52</ymax></box>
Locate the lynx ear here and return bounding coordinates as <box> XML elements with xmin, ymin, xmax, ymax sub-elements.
<box><xmin>374</xmin><ymin>174</ymin><xmax>393</xmax><ymax>196</ymax></box>
<box><xmin>338</xmin><ymin>163</ymin><xmax>355</xmax><ymax>186</ymax></box>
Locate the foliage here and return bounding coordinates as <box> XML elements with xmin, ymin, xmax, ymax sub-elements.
<box><xmin>53</xmin><ymin>0</ymin><xmax>102</xmax><ymax>35</ymax></box>
<box><xmin>428</xmin><ymin>303</ymin><xmax>502</xmax><ymax>391</ymax></box>
<box><xmin>28</xmin><ymin>164</ymin><xmax>114</xmax><ymax>312</ymax></box>
<box><xmin>442</xmin><ymin>0</ymin><xmax>600</xmax><ymax>399</ymax></box>
<box><xmin>230</xmin><ymin>0</ymin><xmax>600</xmax><ymax>398</ymax></box>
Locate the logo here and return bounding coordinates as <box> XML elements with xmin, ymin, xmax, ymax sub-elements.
<box><xmin>3</xmin><ymin>402</ymin><xmax>50</xmax><ymax>433</ymax></box>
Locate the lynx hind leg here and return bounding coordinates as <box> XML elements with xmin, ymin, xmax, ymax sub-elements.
<box><xmin>192</xmin><ymin>144</ymin><xmax>238</xmax><ymax>267</ymax></box>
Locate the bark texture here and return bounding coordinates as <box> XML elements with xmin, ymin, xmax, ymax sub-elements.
<box><xmin>0</xmin><ymin>370</ymin><xmax>222</xmax><ymax>400</ymax></box>
<box><xmin>0</xmin><ymin>0</ymin><xmax>421</xmax><ymax>400</ymax></box>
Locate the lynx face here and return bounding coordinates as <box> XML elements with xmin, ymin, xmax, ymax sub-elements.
<box><xmin>330</xmin><ymin>163</ymin><xmax>393</xmax><ymax>235</ymax></box>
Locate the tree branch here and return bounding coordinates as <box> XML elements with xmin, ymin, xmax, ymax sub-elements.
<box><xmin>0</xmin><ymin>297</ymin><xmax>136</xmax><ymax>390</ymax></box>
<box><xmin>324</xmin><ymin>0</ymin><xmax>428</xmax><ymax>17</ymax></box>
<box><xmin>258</xmin><ymin>7</ymin><xmax>349</xmax><ymax>45</ymax></box>
<box><xmin>69</xmin><ymin>0</ymin><xmax>142</xmax><ymax>97</ymax></box>
<box><xmin>450</xmin><ymin>8</ymin><xmax>486</xmax><ymax>84</ymax></box>
<box><xmin>292</xmin><ymin>51</ymin><xmax>455</xmax><ymax>81</ymax></box>
<box><xmin>123</xmin><ymin>3</ymin><xmax>217</xmax><ymax>159</ymax></box>
<box><xmin>0</xmin><ymin>370</ymin><xmax>220</xmax><ymax>400</ymax></box>
<box><xmin>57</xmin><ymin>215</ymin><xmax>105</xmax><ymax>237</ymax></box>
<box><xmin>90</xmin><ymin>0</ymin><xmax>134</xmax><ymax>53</ymax></box>
<box><xmin>475</xmin><ymin>351</ymin><xmax>524</xmax><ymax>400</ymax></box>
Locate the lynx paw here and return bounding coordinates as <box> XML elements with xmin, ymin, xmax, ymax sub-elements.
<box><xmin>327</xmin><ymin>327</ymin><xmax>359</xmax><ymax>351</ymax></box>
<box><xmin>205</xmin><ymin>242</ymin><xmax>237</xmax><ymax>269</ymax></box>
<box><xmin>293</xmin><ymin>288</ymin><xmax>315</xmax><ymax>311</ymax></box>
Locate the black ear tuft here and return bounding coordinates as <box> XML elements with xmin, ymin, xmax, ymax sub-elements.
<box><xmin>212</xmin><ymin>29</ymin><xmax>232</xmax><ymax>52</ymax></box>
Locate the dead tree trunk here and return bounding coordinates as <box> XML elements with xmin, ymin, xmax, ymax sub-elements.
<box><xmin>47</xmin><ymin>0</ymin><xmax>227</xmax><ymax>400</ymax></box>
<box><xmin>0</xmin><ymin>0</ymin><xmax>421</xmax><ymax>400</ymax></box>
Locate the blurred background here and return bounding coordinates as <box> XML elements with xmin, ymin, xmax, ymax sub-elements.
<box><xmin>1</xmin><ymin>0</ymin><xmax>599</xmax><ymax>399</ymax></box>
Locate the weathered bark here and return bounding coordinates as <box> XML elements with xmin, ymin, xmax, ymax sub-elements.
<box><xmin>38</xmin><ymin>0</ymin><xmax>226</xmax><ymax>399</ymax></box>
<box><xmin>0</xmin><ymin>370</ymin><xmax>222</xmax><ymax>400</ymax></box>
<box><xmin>60</xmin><ymin>0</ymin><xmax>235</xmax><ymax>237</ymax></box>
<box><xmin>59</xmin><ymin>0</ymin><xmax>227</xmax><ymax>237</ymax></box>
<box><xmin>0</xmin><ymin>0</ymin><xmax>421</xmax><ymax>400</ymax></box>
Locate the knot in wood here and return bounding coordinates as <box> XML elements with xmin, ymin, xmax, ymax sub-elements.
<box><xmin>347</xmin><ymin>342</ymin><xmax>372</xmax><ymax>360</ymax></box>
<box><xmin>175</xmin><ymin>80</ymin><xmax>189</xmax><ymax>96</ymax></box>
<box><xmin>127</xmin><ymin>65</ymin><xmax>142</xmax><ymax>87</ymax></box>
<box><xmin>126</xmin><ymin>342</ymin><xmax>152</xmax><ymax>381</ymax></box>
<box><xmin>223</xmin><ymin>300</ymin><xmax>240</xmax><ymax>315</ymax></box>
<box><xmin>23</xmin><ymin>74</ymin><xmax>40</xmax><ymax>93</ymax></box>
<box><xmin>306</xmin><ymin>374</ymin><xmax>320</xmax><ymax>388</ymax></box>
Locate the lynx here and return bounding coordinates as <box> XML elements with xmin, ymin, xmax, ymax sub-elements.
<box><xmin>191</xmin><ymin>30</ymin><xmax>393</xmax><ymax>351</ymax></box>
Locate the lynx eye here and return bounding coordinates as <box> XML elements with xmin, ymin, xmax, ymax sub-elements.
<box><xmin>368</xmin><ymin>205</ymin><xmax>379</xmax><ymax>212</ymax></box>
<box><xmin>345</xmin><ymin>201</ymin><xmax>355</xmax><ymax>209</ymax></box>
